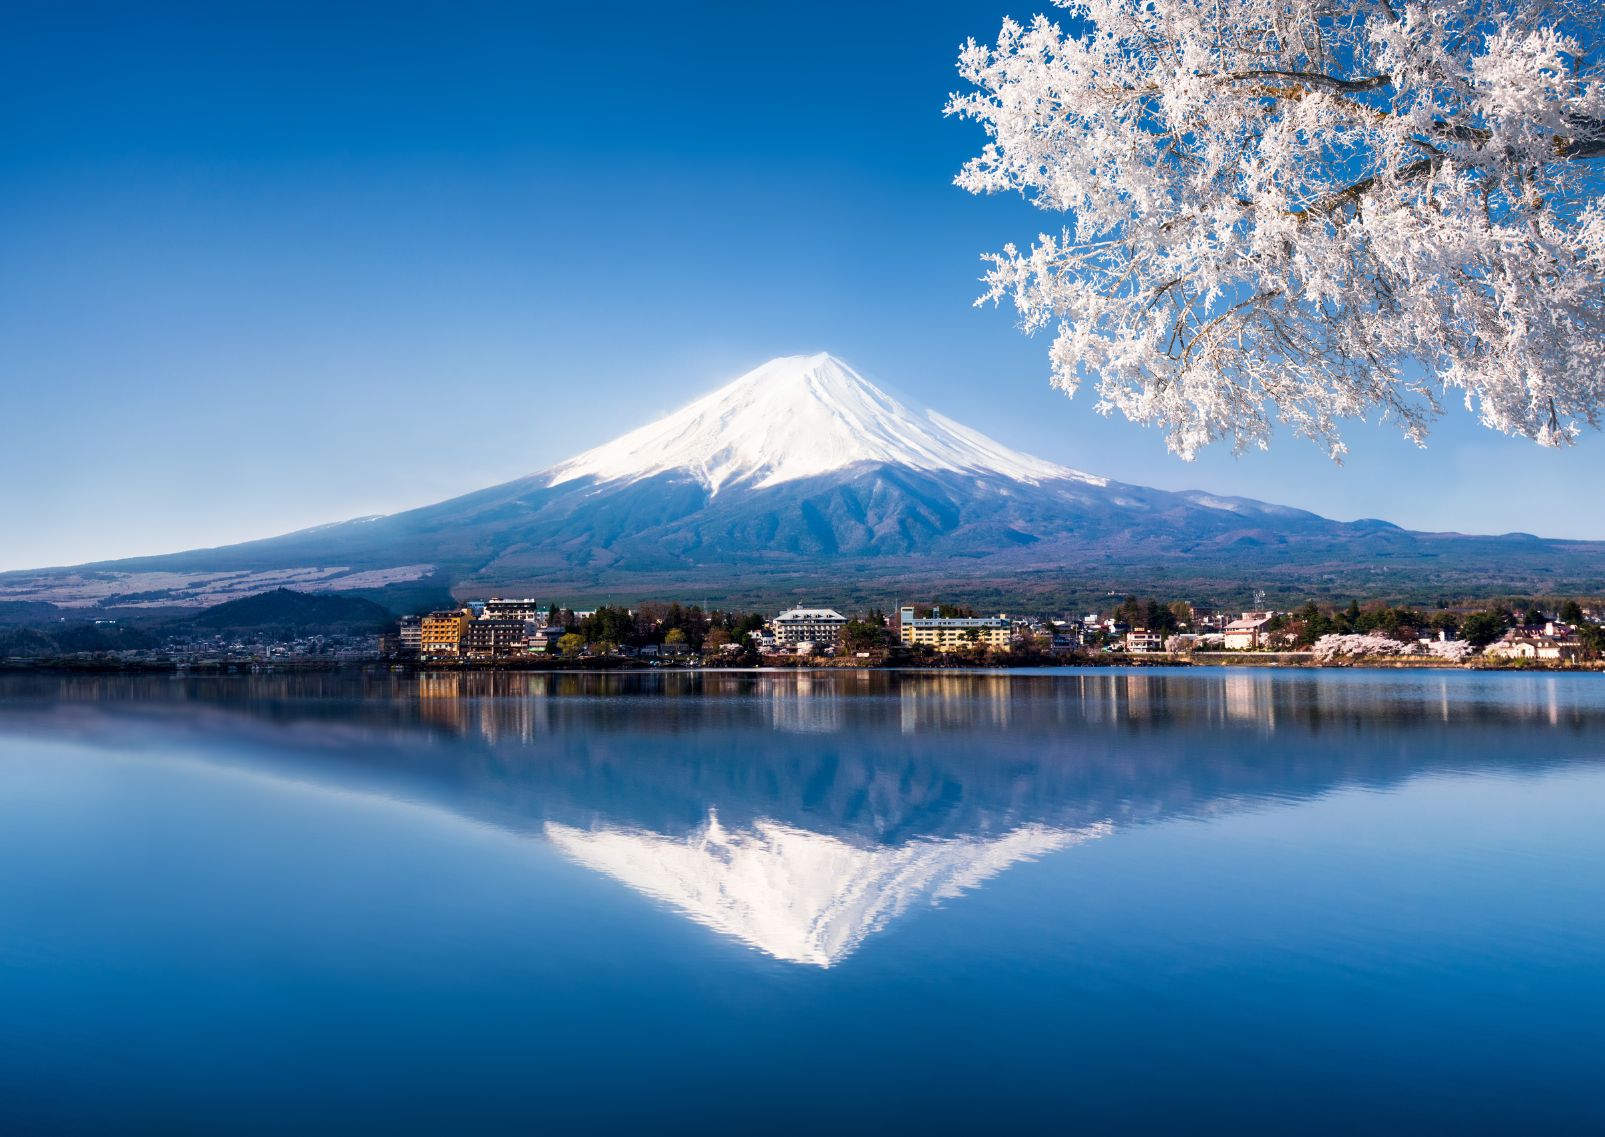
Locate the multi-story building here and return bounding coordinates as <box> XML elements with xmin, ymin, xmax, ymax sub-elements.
<box><xmin>398</xmin><ymin>615</ymin><xmax>422</xmax><ymax>654</ymax></box>
<box><xmin>1124</xmin><ymin>629</ymin><xmax>1165</xmax><ymax>653</ymax></box>
<box><xmin>483</xmin><ymin>598</ymin><xmax>545</xmax><ymax>624</ymax></box>
<box><xmin>772</xmin><ymin>607</ymin><xmax>848</xmax><ymax>649</ymax></box>
<box><xmin>1222</xmin><ymin>613</ymin><xmax>1276</xmax><ymax>650</ymax></box>
<box><xmin>898</xmin><ymin>606</ymin><xmax>1010</xmax><ymax>652</ymax></box>
<box><xmin>462</xmin><ymin>619</ymin><xmax>528</xmax><ymax>659</ymax></box>
<box><xmin>419</xmin><ymin>610</ymin><xmax>471</xmax><ymax>658</ymax></box>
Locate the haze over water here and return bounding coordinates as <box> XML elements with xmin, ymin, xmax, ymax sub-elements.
<box><xmin>2</xmin><ymin>669</ymin><xmax>1602</xmax><ymax>1134</ymax></box>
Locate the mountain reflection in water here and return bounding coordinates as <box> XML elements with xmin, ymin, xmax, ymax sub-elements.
<box><xmin>548</xmin><ymin>814</ymin><xmax>1109</xmax><ymax>967</ymax></box>
<box><xmin>0</xmin><ymin>669</ymin><xmax>1599</xmax><ymax>966</ymax></box>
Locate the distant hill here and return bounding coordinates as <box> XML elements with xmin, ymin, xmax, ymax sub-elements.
<box><xmin>0</xmin><ymin>622</ymin><xmax>160</xmax><ymax>658</ymax></box>
<box><xmin>179</xmin><ymin>589</ymin><xmax>395</xmax><ymax>632</ymax></box>
<box><xmin>2</xmin><ymin>353</ymin><xmax>1603</xmax><ymax>611</ymax></box>
<box><xmin>0</xmin><ymin>600</ymin><xmax>63</xmax><ymax>626</ymax></box>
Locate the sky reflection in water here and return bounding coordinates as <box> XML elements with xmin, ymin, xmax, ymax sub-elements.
<box><xmin>0</xmin><ymin>669</ymin><xmax>1602</xmax><ymax>1134</ymax></box>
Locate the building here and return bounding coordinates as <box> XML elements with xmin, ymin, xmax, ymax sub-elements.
<box><xmin>1485</xmin><ymin>632</ymin><xmax>1583</xmax><ymax>662</ymax></box>
<box><xmin>462</xmin><ymin>619</ymin><xmax>527</xmax><ymax>659</ymax></box>
<box><xmin>398</xmin><ymin>615</ymin><xmax>422</xmax><ymax>654</ymax></box>
<box><xmin>419</xmin><ymin>610</ymin><xmax>471</xmax><ymax>658</ymax></box>
<box><xmin>529</xmin><ymin>624</ymin><xmax>567</xmax><ymax>654</ymax></box>
<box><xmin>1124</xmin><ymin>629</ymin><xmax>1165</xmax><ymax>653</ymax></box>
<box><xmin>898</xmin><ymin>606</ymin><xmax>1010</xmax><ymax>652</ymax></box>
<box><xmin>482</xmin><ymin>597</ymin><xmax>545</xmax><ymax>624</ymax></box>
<box><xmin>1222</xmin><ymin>613</ymin><xmax>1276</xmax><ymax>651</ymax></box>
<box><xmin>772</xmin><ymin>607</ymin><xmax>848</xmax><ymax>649</ymax></box>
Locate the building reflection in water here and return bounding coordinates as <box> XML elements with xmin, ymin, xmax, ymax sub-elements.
<box><xmin>765</xmin><ymin>673</ymin><xmax>845</xmax><ymax>734</ymax></box>
<box><xmin>1222</xmin><ymin>672</ymin><xmax>1275</xmax><ymax>727</ymax></box>
<box><xmin>392</xmin><ymin>667</ymin><xmax>1605</xmax><ymax>746</ymax></box>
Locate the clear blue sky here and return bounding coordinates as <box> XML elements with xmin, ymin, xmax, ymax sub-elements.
<box><xmin>2</xmin><ymin>0</ymin><xmax>1599</xmax><ymax>571</ymax></box>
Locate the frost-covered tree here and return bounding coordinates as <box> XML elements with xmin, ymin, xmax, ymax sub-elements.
<box><xmin>947</xmin><ymin>0</ymin><xmax>1605</xmax><ymax>458</ymax></box>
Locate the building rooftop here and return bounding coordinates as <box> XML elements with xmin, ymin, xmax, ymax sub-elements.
<box><xmin>775</xmin><ymin>608</ymin><xmax>847</xmax><ymax>621</ymax></box>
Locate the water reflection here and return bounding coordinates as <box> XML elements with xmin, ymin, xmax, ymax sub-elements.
<box><xmin>548</xmin><ymin>812</ymin><xmax>1108</xmax><ymax>966</ymax></box>
<box><xmin>2</xmin><ymin>670</ymin><xmax>1602</xmax><ymax>966</ymax></box>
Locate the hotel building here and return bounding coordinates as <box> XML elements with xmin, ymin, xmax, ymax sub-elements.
<box><xmin>772</xmin><ymin>607</ymin><xmax>848</xmax><ymax>649</ymax></box>
<box><xmin>898</xmin><ymin>606</ymin><xmax>1010</xmax><ymax>652</ymax></box>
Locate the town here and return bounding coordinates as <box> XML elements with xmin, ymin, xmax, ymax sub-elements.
<box><xmin>371</xmin><ymin>595</ymin><xmax>1605</xmax><ymax>669</ymax></box>
<box><xmin>5</xmin><ymin>590</ymin><xmax>1603</xmax><ymax>671</ymax></box>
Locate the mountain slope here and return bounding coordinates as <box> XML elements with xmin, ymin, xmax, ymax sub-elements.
<box><xmin>3</xmin><ymin>353</ymin><xmax>1604</xmax><ymax>610</ymax></box>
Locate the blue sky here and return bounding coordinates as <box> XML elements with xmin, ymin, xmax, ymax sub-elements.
<box><xmin>2</xmin><ymin>0</ymin><xmax>1599</xmax><ymax>571</ymax></box>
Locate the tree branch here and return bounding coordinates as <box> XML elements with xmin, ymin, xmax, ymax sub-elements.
<box><xmin>1227</xmin><ymin>69</ymin><xmax>1392</xmax><ymax>94</ymax></box>
<box><xmin>1294</xmin><ymin>157</ymin><xmax>1444</xmax><ymax>220</ymax></box>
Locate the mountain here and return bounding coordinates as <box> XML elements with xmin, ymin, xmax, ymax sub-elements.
<box><xmin>546</xmin><ymin>352</ymin><xmax>1087</xmax><ymax>492</ymax></box>
<box><xmin>3</xmin><ymin>352</ymin><xmax>1604</xmax><ymax>612</ymax></box>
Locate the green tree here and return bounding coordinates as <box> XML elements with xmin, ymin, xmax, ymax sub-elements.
<box><xmin>1459</xmin><ymin>611</ymin><xmax>1506</xmax><ymax>649</ymax></box>
<box><xmin>1560</xmin><ymin>600</ymin><xmax>1585</xmax><ymax>625</ymax></box>
<box><xmin>843</xmin><ymin>619</ymin><xmax>893</xmax><ymax>653</ymax></box>
<box><xmin>580</xmin><ymin>605</ymin><xmax>635</xmax><ymax>646</ymax></box>
<box><xmin>1291</xmin><ymin>601</ymin><xmax>1334</xmax><ymax>647</ymax></box>
<box><xmin>1113</xmin><ymin>596</ymin><xmax>1177</xmax><ymax>633</ymax></box>
<box><xmin>556</xmin><ymin>632</ymin><xmax>586</xmax><ymax>657</ymax></box>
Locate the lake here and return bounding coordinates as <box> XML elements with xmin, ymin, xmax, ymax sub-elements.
<box><xmin>1</xmin><ymin>668</ymin><xmax>1602</xmax><ymax>1134</ymax></box>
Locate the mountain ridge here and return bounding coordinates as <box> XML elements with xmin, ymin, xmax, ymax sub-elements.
<box><xmin>2</xmin><ymin>353</ymin><xmax>1603</xmax><ymax>611</ymax></box>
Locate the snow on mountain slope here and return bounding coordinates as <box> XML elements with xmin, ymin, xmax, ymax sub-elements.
<box><xmin>546</xmin><ymin>353</ymin><xmax>1105</xmax><ymax>494</ymax></box>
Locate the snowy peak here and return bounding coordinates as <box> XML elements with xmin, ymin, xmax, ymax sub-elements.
<box><xmin>546</xmin><ymin>353</ymin><xmax>1103</xmax><ymax>494</ymax></box>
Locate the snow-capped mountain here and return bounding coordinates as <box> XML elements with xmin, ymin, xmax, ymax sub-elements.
<box><xmin>547</xmin><ymin>353</ymin><xmax>1098</xmax><ymax>493</ymax></box>
<box><xmin>4</xmin><ymin>351</ymin><xmax>1604</xmax><ymax>610</ymax></box>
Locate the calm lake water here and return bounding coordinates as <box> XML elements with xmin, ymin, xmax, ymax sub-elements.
<box><xmin>1</xmin><ymin>668</ymin><xmax>1602</xmax><ymax>1135</ymax></box>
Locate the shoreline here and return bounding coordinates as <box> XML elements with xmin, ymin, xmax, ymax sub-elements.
<box><xmin>2</xmin><ymin>655</ymin><xmax>1599</xmax><ymax>676</ymax></box>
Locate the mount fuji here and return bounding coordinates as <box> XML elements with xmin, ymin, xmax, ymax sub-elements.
<box><xmin>5</xmin><ymin>352</ymin><xmax>1605</xmax><ymax>612</ymax></box>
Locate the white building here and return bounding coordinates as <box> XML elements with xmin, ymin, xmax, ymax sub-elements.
<box><xmin>482</xmin><ymin>597</ymin><xmax>546</xmax><ymax>623</ymax></box>
<box><xmin>1124</xmin><ymin>629</ymin><xmax>1165</xmax><ymax>653</ymax></box>
<box><xmin>1222</xmin><ymin>613</ymin><xmax>1276</xmax><ymax>650</ymax></box>
<box><xmin>772</xmin><ymin>607</ymin><xmax>848</xmax><ymax>649</ymax></box>
<box><xmin>1484</xmin><ymin>633</ymin><xmax>1583</xmax><ymax>662</ymax></box>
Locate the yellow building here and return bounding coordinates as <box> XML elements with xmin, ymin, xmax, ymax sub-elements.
<box><xmin>898</xmin><ymin>606</ymin><xmax>1011</xmax><ymax>652</ymax></box>
<box><xmin>419</xmin><ymin>609</ymin><xmax>471</xmax><ymax>658</ymax></box>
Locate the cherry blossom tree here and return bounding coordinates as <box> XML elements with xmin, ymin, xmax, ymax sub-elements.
<box><xmin>947</xmin><ymin>0</ymin><xmax>1605</xmax><ymax>459</ymax></box>
<box><xmin>1311</xmin><ymin>632</ymin><xmax>1475</xmax><ymax>661</ymax></box>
